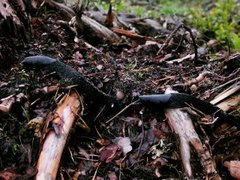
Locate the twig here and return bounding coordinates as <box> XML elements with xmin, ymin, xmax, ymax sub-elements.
<box><xmin>119</xmin><ymin>156</ymin><xmax>127</xmax><ymax>180</ymax></box>
<box><xmin>173</xmin><ymin>71</ymin><xmax>211</xmax><ymax>87</ymax></box>
<box><xmin>210</xmin><ymin>76</ymin><xmax>240</xmax><ymax>93</ymax></box>
<box><xmin>156</xmin><ymin>23</ymin><xmax>198</xmax><ymax>65</ymax></box>
<box><xmin>94</xmin><ymin>106</ymin><xmax>106</xmax><ymax>139</ymax></box>
<box><xmin>157</xmin><ymin>24</ymin><xmax>181</xmax><ymax>55</ymax></box>
<box><xmin>106</xmin><ymin>100</ymin><xmax>139</xmax><ymax>124</ymax></box>
<box><xmin>137</xmin><ymin>115</ymin><xmax>145</xmax><ymax>158</ymax></box>
<box><xmin>75</xmin><ymin>157</ymin><xmax>99</xmax><ymax>162</ymax></box>
<box><xmin>183</xmin><ymin>24</ymin><xmax>198</xmax><ymax>64</ymax></box>
<box><xmin>218</xmin><ymin>68</ymin><xmax>240</xmax><ymax>81</ymax></box>
<box><xmin>92</xmin><ymin>162</ymin><xmax>101</xmax><ymax>180</ymax></box>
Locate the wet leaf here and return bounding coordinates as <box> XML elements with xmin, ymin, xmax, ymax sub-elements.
<box><xmin>99</xmin><ymin>145</ymin><xmax>120</xmax><ymax>163</ymax></box>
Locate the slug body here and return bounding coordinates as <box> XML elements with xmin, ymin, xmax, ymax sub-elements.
<box><xmin>139</xmin><ymin>93</ymin><xmax>239</xmax><ymax>127</ymax></box>
<box><xmin>22</xmin><ymin>55</ymin><xmax>116</xmax><ymax>105</ymax></box>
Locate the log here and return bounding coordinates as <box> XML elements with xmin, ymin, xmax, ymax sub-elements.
<box><xmin>36</xmin><ymin>91</ymin><xmax>81</xmax><ymax>180</ymax></box>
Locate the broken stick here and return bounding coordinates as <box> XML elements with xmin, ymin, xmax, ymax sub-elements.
<box><xmin>165</xmin><ymin>108</ymin><xmax>220</xmax><ymax>179</ymax></box>
<box><xmin>36</xmin><ymin>91</ymin><xmax>81</xmax><ymax>180</ymax></box>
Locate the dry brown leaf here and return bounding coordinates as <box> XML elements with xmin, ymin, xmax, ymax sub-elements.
<box><xmin>99</xmin><ymin>145</ymin><xmax>120</xmax><ymax>163</ymax></box>
<box><xmin>112</xmin><ymin>27</ymin><xmax>146</xmax><ymax>39</ymax></box>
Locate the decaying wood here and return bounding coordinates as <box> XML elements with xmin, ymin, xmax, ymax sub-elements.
<box><xmin>216</xmin><ymin>94</ymin><xmax>240</xmax><ymax>112</ymax></box>
<box><xmin>75</xmin><ymin>15</ymin><xmax>121</xmax><ymax>44</ymax></box>
<box><xmin>164</xmin><ymin>89</ymin><xmax>220</xmax><ymax>179</ymax></box>
<box><xmin>36</xmin><ymin>91</ymin><xmax>81</xmax><ymax>180</ymax></box>
<box><xmin>211</xmin><ymin>82</ymin><xmax>240</xmax><ymax>105</ymax></box>
<box><xmin>46</xmin><ymin>0</ymin><xmax>162</xmax><ymax>43</ymax></box>
<box><xmin>0</xmin><ymin>0</ymin><xmax>24</xmax><ymax>37</ymax></box>
<box><xmin>210</xmin><ymin>82</ymin><xmax>240</xmax><ymax>112</ymax></box>
<box><xmin>43</xmin><ymin>0</ymin><xmax>120</xmax><ymax>44</ymax></box>
<box><xmin>224</xmin><ymin>160</ymin><xmax>240</xmax><ymax>179</ymax></box>
<box><xmin>0</xmin><ymin>0</ymin><xmax>21</xmax><ymax>24</ymax></box>
<box><xmin>0</xmin><ymin>93</ymin><xmax>26</xmax><ymax>115</ymax></box>
<box><xmin>117</xmin><ymin>16</ymin><xmax>164</xmax><ymax>36</ymax></box>
<box><xmin>90</xmin><ymin>9</ymin><xmax>163</xmax><ymax>36</ymax></box>
<box><xmin>44</xmin><ymin>0</ymin><xmax>75</xmax><ymax>21</ymax></box>
<box><xmin>165</xmin><ymin>108</ymin><xmax>220</xmax><ymax>179</ymax></box>
<box><xmin>0</xmin><ymin>0</ymin><xmax>39</xmax><ymax>39</ymax></box>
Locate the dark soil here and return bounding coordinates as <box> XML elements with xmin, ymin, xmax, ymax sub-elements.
<box><xmin>0</xmin><ymin>3</ymin><xmax>239</xmax><ymax>180</ymax></box>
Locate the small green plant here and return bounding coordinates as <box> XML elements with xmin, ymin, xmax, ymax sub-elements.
<box><xmin>158</xmin><ymin>0</ymin><xmax>188</xmax><ymax>16</ymax></box>
<box><xmin>94</xmin><ymin>0</ymin><xmax>188</xmax><ymax>18</ymax></box>
<box><xmin>188</xmin><ymin>0</ymin><xmax>240</xmax><ymax>51</ymax></box>
<box><xmin>93</xmin><ymin>0</ymin><xmax>129</xmax><ymax>12</ymax></box>
<box><xmin>11</xmin><ymin>143</ymin><xmax>20</xmax><ymax>155</ymax></box>
<box><xmin>131</xmin><ymin>5</ymin><xmax>145</xmax><ymax>17</ymax></box>
<box><xmin>18</xmin><ymin>69</ymin><xmax>30</xmax><ymax>81</ymax></box>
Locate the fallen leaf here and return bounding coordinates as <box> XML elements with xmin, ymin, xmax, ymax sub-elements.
<box><xmin>99</xmin><ymin>145</ymin><xmax>120</xmax><ymax>163</ymax></box>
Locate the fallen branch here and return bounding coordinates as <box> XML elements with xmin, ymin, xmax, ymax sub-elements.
<box><xmin>76</xmin><ymin>15</ymin><xmax>121</xmax><ymax>43</ymax></box>
<box><xmin>44</xmin><ymin>0</ymin><xmax>75</xmax><ymax>20</ymax></box>
<box><xmin>36</xmin><ymin>91</ymin><xmax>81</xmax><ymax>180</ymax></box>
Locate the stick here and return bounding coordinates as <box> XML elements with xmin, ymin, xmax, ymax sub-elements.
<box><xmin>156</xmin><ymin>23</ymin><xmax>198</xmax><ymax>65</ymax></box>
<box><xmin>36</xmin><ymin>91</ymin><xmax>81</xmax><ymax>180</ymax></box>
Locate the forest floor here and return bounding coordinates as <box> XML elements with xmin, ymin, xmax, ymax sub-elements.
<box><xmin>0</xmin><ymin>1</ymin><xmax>240</xmax><ymax>179</ymax></box>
